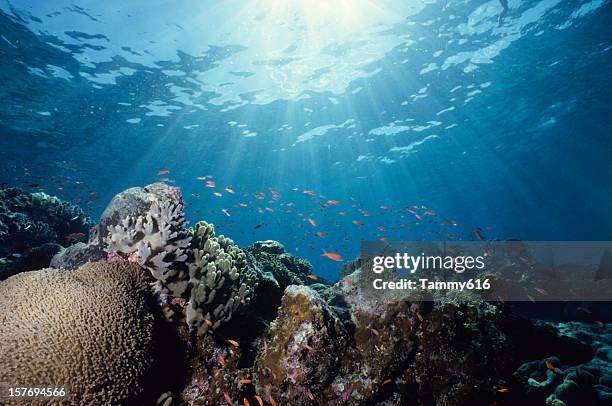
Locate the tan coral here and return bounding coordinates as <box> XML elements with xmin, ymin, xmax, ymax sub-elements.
<box><xmin>0</xmin><ymin>261</ymin><xmax>157</xmax><ymax>405</ymax></box>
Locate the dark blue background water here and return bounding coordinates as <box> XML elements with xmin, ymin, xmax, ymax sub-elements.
<box><xmin>1</xmin><ymin>0</ymin><xmax>611</xmax><ymax>280</ymax></box>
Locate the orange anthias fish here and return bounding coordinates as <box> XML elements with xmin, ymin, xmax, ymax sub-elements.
<box><xmin>327</xmin><ymin>200</ymin><xmax>341</xmax><ymax>205</ymax></box>
<box><xmin>308</xmin><ymin>218</ymin><xmax>317</xmax><ymax>227</ymax></box>
<box><xmin>545</xmin><ymin>360</ymin><xmax>561</xmax><ymax>374</ymax></box>
<box><xmin>254</xmin><ymin>395</ymin><xmax>264</xmax><ymax>406</ymax></box>
<box><xmin>322</xmin><ymin>251</ymin><xmax>343</xmax><ymax>261</ymax></box>
<box><xmin>303</xmin><ymin>190</ymin><xmax>316</xmax><ymax>195</ymax></box>
<box><xmin>225</xmin><ymin>187</ymin><xmax>235</xmax><ymax>194</ymax></box>
<box><xmin>243</xmin><ymin>399</ymin><xmax>250</xmax><ymax>406</ymax></box>
<box><xmin>307</xmin><ymin>274</ymin><xmax>318</xmax><ymax>280</ymax></box>
<box><xmin>206</xmin><ymin>181</ymin><xmax>216</xmax><ymax>188</ymax></box>
<box><xmin>227</xmin><ymin>339</ymin><xmax>240</xmax><ymax>347</ymax></box>
<box><xmin>157</xmin><ymin>169</ymin><xmax>170</xmax><ymax>176</ymax></box>
<box><xmin>497</xmin><ymin>387</ymin><xmax>510</xmax><ymax>394</ymax></box>
<box><xmin>213</xmin><ymin>192</ymin><xmax>223</xmax><ymax>197</ymax></box>
<box><xmin>223</xmin><ymin>392</ymin><xmax>233</xmax><ymax>405</ymax></box>
<box><xmin>316</xmin><ymin>231</ymin><xmax>325</xmax><ymax>238</ymax></box>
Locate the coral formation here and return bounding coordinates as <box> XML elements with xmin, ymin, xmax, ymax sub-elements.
<box><xmin>0</xmin><ymin>261</ymin><xmax>158</xmax><ymax>404</ymax></box>
<box><xmin>515</xmin><ymin>322</ymin><xmax>612</xmax><ymax>406</ymax></box>
<box><xmin>0</xmin><ymin>186</ymin><xmax>93</xmax><ymax>279</ymax></box>
<box><xmin>255</xmin><ymin>285</ymin><xmax>348</xmax><ymax>404</ymax></box>
<box><xmin>186</xmin><ymin>220</ymin><xmax>256</xmax><ymax>336</ymax></box>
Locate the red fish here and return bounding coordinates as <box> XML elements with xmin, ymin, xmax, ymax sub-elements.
<box><xmin>225</xmin><ymin>187</ymin><xmax>235</xmax><ymax>194</ymax></box>
<box><xmin>303</xmin><ymin>190</ymin><xmax>316</xmax><ymax>195</ymax></box>
<box><xmin>308</xmin><ymin>218</ymin><xmax>317</xmax><ymax>227</ymax></box>
<box><xmin>157</xmin><ymin>170</ymin><xmax>170</xmax><ymax>176</ymax></box>
<box><xmin>473</xmin><ymin>229</ymin><xmax>485</xmax><ymax>240</ymax></box>
<box><xmin>206</xmin><ymin>181</ymin><xmax>216</xmax><ymax>188</ymax></box>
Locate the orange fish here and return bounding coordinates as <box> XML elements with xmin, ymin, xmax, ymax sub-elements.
<box><xmin>308</xmin><ymin>218</ymin><xmax>317</xmax><ymax>227</ymax></box>
<box><xmin>352</xmin><ymin>220</ymin><xmax>363</xmax><ymax>226</ymax></box>
<box><xmin>497</xmin><ymin>387</ymin><xmax>510</xmax><ymax>394</ymax></box>
<box><xmin>307</xmin><ymin>274</ymin><xmax>318</xmax><ymax>280</ymax></box>
<box><xmin>243</xmin><ymin>399</ymin><xmax>250</xmax><ymax>406</ymax></box>
<box><xmin>239</xmin><ymin>379</ymin><xmax>252</xmax><ymax>385</ymax></box>
<box><xmin>316</xmin><ymin>231</ymin><xmax>325</xmax><ymax>238</ymax></box>
<box><xmin>303</xmin><ymin>190</ymin><xmax>316</xmax><ymax>195</ymax></box>
<box><xmin>254</xmin><ymin>395</ymin><xmax>264</xmax><ymax>406</ymax></box>
<box><xmin>383</xmin><ymin>379</ymin><xmax>393</xmax><ymax>385</ymax></box>
<box><xmin>545</xmin><ymin>360</ymin><xmax>560</xmax><ymax>374</ymax></box>
<box><xmin>223</xmin><ymin>392</ymin><xmax>233</xmax><ymax>405</ymax></box>
<box><xmin>206</xmin><ymin>181</ymin><xmax>216</xmax><ymax>188</ymax></box>
<box><xmin>473</xmin><ymin>229</ymin><xmax>485</xmax><ymax>240</ymax></box>
<box><xmin>225</xmin><ymin>187</ymin><xmax>235</xmax><ymax>194</ymax></box>
<box><xmin>322</xmin><ymin>251</ymin><xmax>343</xmax><ymax>261</ymax></box>
<box><xmin>227</xmin><ymin>339</ymin><xmax>240</xmax><ymax>347</ymax></box>
<box><xmin>157</xmin><ymin>170</ymin><xmax>170</xmax><ymax>176</ymax></box>
<box><xmin>219</xmin><ymin>354</ymin><xmax>225</xmax><ymax>366</ymax></box>
<box><xmin>327</xmin><ymin>200</ymin><xmax>341</xmax><ymax>205</ymax></box>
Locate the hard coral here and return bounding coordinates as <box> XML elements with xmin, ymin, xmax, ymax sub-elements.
<box><xmin>0</xmin><ymin>261</ymin><xmax>158</xmax><ymax>404</ymax></box>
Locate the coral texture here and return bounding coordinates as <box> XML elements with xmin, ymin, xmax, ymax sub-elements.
<box><xmin>104</xmin><ymin>189</ymin><xmax>191</xmax><ymax>296</ymax></box>
<box><xmin>0</xmin><ymin>186</ymin><xmax>93</xmax><ymax>279</ymax></box>
<box><xmin>0</xmin><ymin>261</ymin><xmax>158</xmax><ymax>404</ymax></box>
<box><xmin>186</xmin><ymin>221</ymin><xmax>256</xmax><ymax>336</ymax></box>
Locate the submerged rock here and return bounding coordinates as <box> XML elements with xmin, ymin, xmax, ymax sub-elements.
<box><xmin>255</xmin><ymin>285</ymin><xmax>348</xmax><ymax>404</ymax></box>
<box><xmin>0</xmin><ymin>186</ymin><xmax>93</xmax><ymax>279</ymax></box>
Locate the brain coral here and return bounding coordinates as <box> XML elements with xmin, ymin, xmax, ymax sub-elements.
<box><xmin>0</xmin><ymin>261</ymin><xmax>158</xmax><ymax>404</ymax></box>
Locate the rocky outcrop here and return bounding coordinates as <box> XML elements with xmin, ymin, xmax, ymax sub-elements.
<box><xmin>0</xmin><ymin>186</ymin><xmax>93</xmax><ymax>279</ymax></box>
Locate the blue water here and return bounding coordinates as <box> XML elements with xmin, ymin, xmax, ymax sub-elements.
<box><xmin>1</xmin><ymin>0</ymin><xmax>611</xmax><ymax>280</ymax></box>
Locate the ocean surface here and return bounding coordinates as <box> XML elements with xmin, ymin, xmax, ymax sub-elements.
<box><xmin>1</xmin><ymin>0</ymin><xmax>611</xmax><ymax>280</ymax></box>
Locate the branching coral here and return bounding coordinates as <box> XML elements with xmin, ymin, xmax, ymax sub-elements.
<box><xmin>104</xmin><ymin>198</ymin><xmax>192</xmax><ymax>296</ymax></box>
<box><xmin>186</xmin><ymin>221</ymin><xmax>256</xmax><ymax>336</ymax></box>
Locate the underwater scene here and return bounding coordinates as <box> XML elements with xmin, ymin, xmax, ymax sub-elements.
<box><xmin>0</xmin><ymin>0</ymin><xmax>611</xmax><ymax>405</ymax></box>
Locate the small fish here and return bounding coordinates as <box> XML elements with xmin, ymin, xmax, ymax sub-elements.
<box><xmin>219</xmin><ymin>354</ymin><xmax>225</xmax><ymax>366</ymax></box>
<box><xmin>205</xmin><ymin>319</ymin><xmax>213</xmax><ymax>327</ymax></box>
<box><xmin>213</xmin><ymin>192</ymin><xmax>223</xmax><ymax>197</ymax></box>
<box><xmin>545</xmin><ymin>360</ymin><xmax>561</xmax><ymax>375</ymax></box>
<box><xmin>225</xmin><ymin>187</ymin><xmax>235</xmax><ymax>194</ymax></box>
<box><xmin>382</xmin><ymin>378</ymin><xmax>393</xmax><ymax>385</ymax></box>
<box><xmin>473</xmin><ymin>229</ymin><xmax>485</xmax><ymax>240</ymax></box>
<box><xmin>527</xmin><ymin>295</ymin><xmax>537</xmax><ymax>303</ymax></box>
<box><xmin>352</xmin><ymin>220</ymin><xmax>363</xmax><ymax>226</ymax></box>
<box><xmin>534</xmin><ymin>287</ymin><xmax>548</xmax><ymax>295</ymax></box>
<box><xmin>254</xmin><ymin>395</ymin><xmax>264</xmax><ymax>406</ymax></box>
<box><xmin>327</xmin><ymin>200</ymin><xmax>341</xmax><ymax>205</ymax></box>
<box><xmin>29</xmin><ymin>184</ymin><xmax>41</xmax><ymax>188</ymax></box>
<box><xmin>416</xmin><ymin>312</ymin><xmax>424</xmax><ymax>322</ymax></box>
<box><xmin>316</xmin><ymin>231</ymin><xmax>325</xmax><ymax>238</ymax></box>
<box><xmin>66</xmin><ymin>232</ymin><xmax>86</xmax><ymax>241</ymax></box>
<box><xmin>307</xmin><ymin>274</ymin><xmax>318</xmax><ymax>280</ymax></box>
<box><xmin>239</xmin><ymin>379</ymin><xmax>252</xmax><ymax>385</ymax></box>
<box><xmin>24</xmin><ymin>224</ymin><xmax>31</xmax><ymax>230</ymax></box>
<box><xmin>303</xmin><ymin>190</ymin><xmax>316</xmax><ymax>195</ymax></box>
<box><xmin>497</xmin><ymin>387</ymin><xmax>510</xmax><ymax>394</ymax></box>
<box><xmin>269</xmin><ymin>395</ymin><xmax>277</xmax><ymax>406</ymax></box>
<box><xmin>71</xmin><ymin>215</ymin><xmax>80</xmax><ymax>221</ymax></box>
<box><xmin>322</xmin><ymin>251</ymin><xmax>343</xmax><ymax>261</ymax></box>
<box><xmin>243</xmin><ymin>399</ymin><xmax>250</xmax><ymax>406</ymax></box>
<box><xmin>254</xmin><ymin>224</ymin><xmax>263</xmax><ymax>229</ymax></box>
<box><xmin>306</xmin><ymin>391</ymin><xmax>315</xmax><ymax>401</ymax></box>
<box><xmin>222</xmin><ymin>208</ymin><xmax>231</xmax><ymax>217</ymax></box>
<box><xmin>223</xmin><ymin>392</ymin><xmax>233</xmax><ymax>405</ymax></box>
<box><xmin>308</xmin><ymin>218</ymin><xmax>317</xmax><ymax>227</ymax></box>
<box><xmin>595</xmin><ymin>320</ymin><xmax>605</xmax><ymax>328</ymax></box>
<box><xmin>371</xmin><ymin>328</ymin><xmax>379</xmax><ymax>336</ymax></box>
<box><xmin>157</xmin><ymin>170</ymin><xmax>170</xmax><ymax>176</ymax></box>
<box><xmin>206</xmin><ymin>181</ymin><xmax>216</xmax><ymax>188</ymax></box>
<box><xmin>227</xmin><ymin>339</ymin><xmax>240</xmax><ymax>347</ymax></box>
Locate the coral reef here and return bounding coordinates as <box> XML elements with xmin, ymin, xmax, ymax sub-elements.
<box><xmin>0</xmin><ymin>261</ymin><xmax>159</xmax><ymax>404</ymax></box>
<box><xmin>186</xmin><ymin>220</ymin><xmax>256</xmax><ymax>336</ymax></box>
<box><xmin>515</xmin><ymin>322</ymin><xmax>612</xmax><ymax>406</ymax></box>
<box><xmin>104</xmin><ymin>187</ymin><xmax>192</xmax><ymax>297</ymax></box>
<box><xmin>0</xmin><ymin>186</ymin><xmax>93</xmax><ymax>279</ymax></box>
<box><xmin>3</xmin><ymin>182</ymin><xmax>609</xmax><ymax>406</ymax></box>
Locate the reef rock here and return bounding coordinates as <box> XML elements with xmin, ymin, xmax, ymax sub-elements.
<box><xmin>247</xmin><ymin>239</ymin><xmax>317</xmax><ymax>288</ymax></box>
<box><xmin>255</xmin><ymin>285</ymin><xmax>348</xmax><ymax>404</ymax></box>
<box><xmin>0</xmin><ymin>261</ymin><xmax>160</xmax><ymax>404</ymax></box>
<box><xmin>0</xmin><ymin>186</ymin><xmax>93</xmax><ymax>279</ymax></box>
<box><xmin>515</xmin><ymin>322</ymin><xmax>612</xmax><ymax>406</ymax></box>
